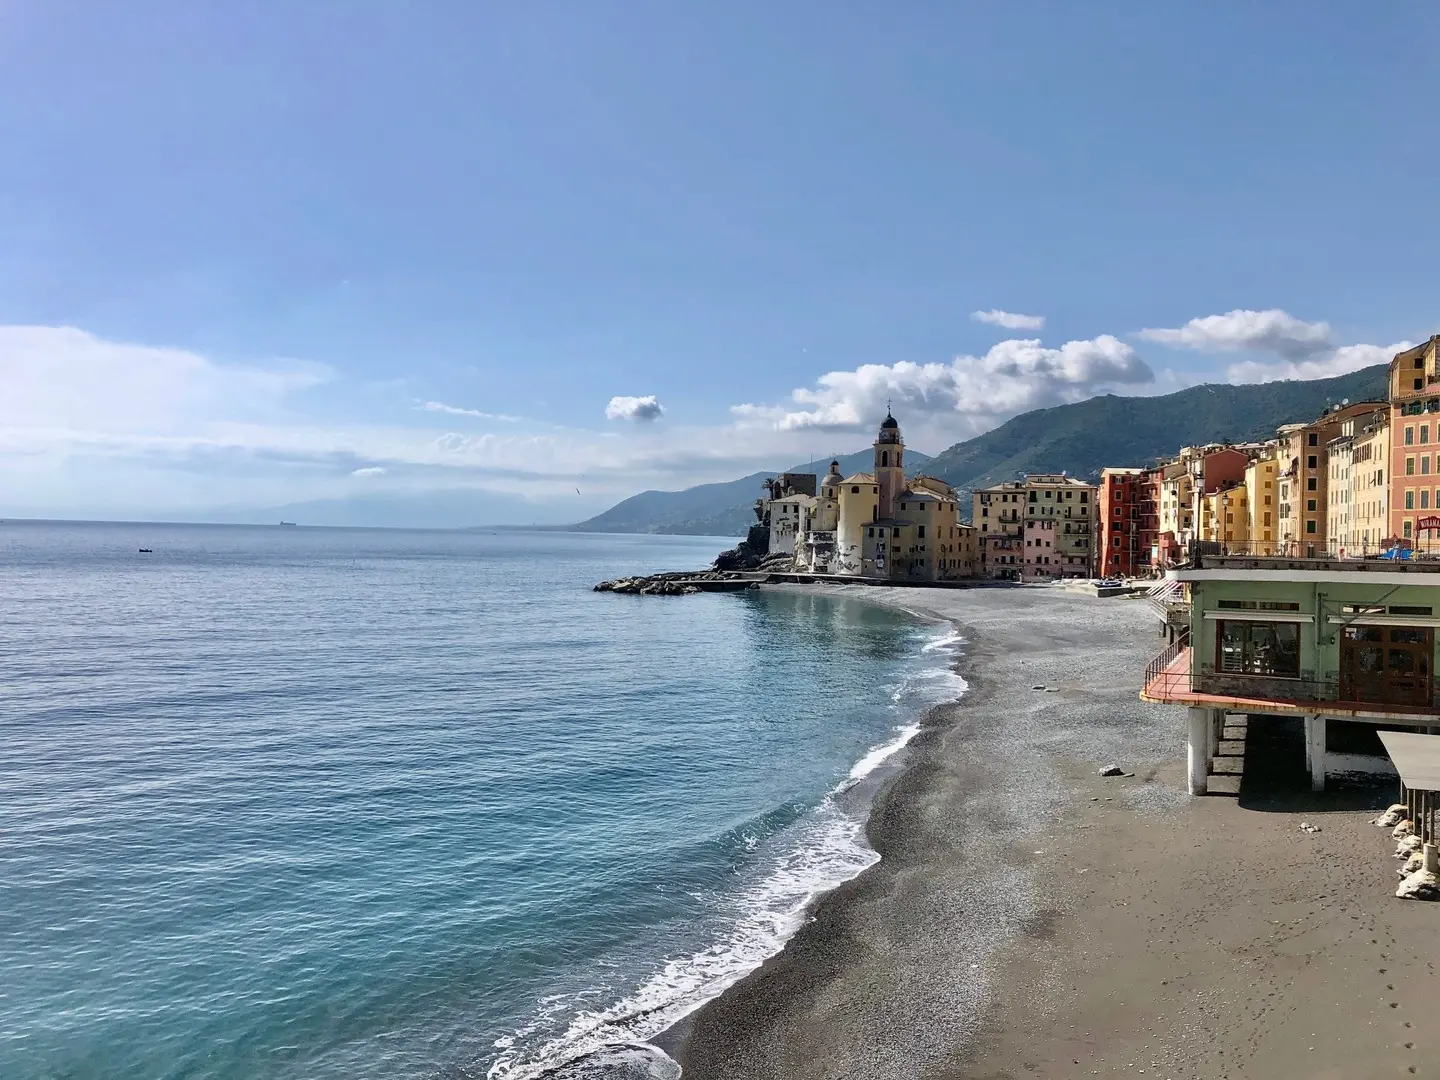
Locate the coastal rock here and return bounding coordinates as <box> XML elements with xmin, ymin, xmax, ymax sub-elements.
<box><xmin>1393</xmin><ymin>821</ymin><xmax>1415</xmax><ymax>840</ymax></box>
<box><xmin>594</xmin><ymin>570</ymin><xmax>740</xmax><ymax>595</ymax></box>
<box><xmin>1396</xmin><ymin>835</ymin><xmax>1423</xmax><ymax>858</ymax></box>
<box><xmin>1299</xmin><ymin>822</ymin><xmax>1322</xmax><ymax>834</ymax></box>
<box><xmin>1375</xmin><ymin>804</ymin><xmax>1409</xmax><ymax>827</ymax></box>
<box><xmin>1098</xmin><ymin>766</ymin><xmax>1126</xmax><ymax>777</ymax></box>
<box><xmin>1395</xmin><ymin>868</ymin><xmax>1440</xmax><ymax>901</ymax></box>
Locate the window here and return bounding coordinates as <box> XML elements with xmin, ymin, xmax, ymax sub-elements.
<box><xmin>1080</xmin><ymin>492</ymin><xmax>1088</xmax><ymax>504</ymax></box>
<box><xmin>1029</xmin><ymin>491</ymin><xmax>1037</xmax><ymax>502</ymax></box>
<box><xmin>851</xmin><ymin>486</ymin><xmax>860</xmax><ymax>494</ymax></box>
<box><xmin>1390</xmin><ymin>605</ymin><xmax>1434</xmax><ymax>616</ymax></box>
<box><xmin>1405</xmin><ymin>520</ymin><xmax>1414</xmax><ymax>538</ymax></box>
<box><xmin>917</xmin><ymin>525</ymin><xmax>925</xmax><ymax>539</ymax></box>
<box><xmin>1308</xmin><ymin>433</ymin><xmax>1318</xmax><ymax>447</ymax></box>
<box><xmin>1306</xmin><ymin>520</ymin><xmax>1317</xmax><ymax>534</ymax></box>
<box><xmin>1407</xmin><ymin>426</ymin><xmax>1416</xmax><ymax>445</ymax></box>
<box><xmin>1264</xmin><ymin>512</ymin><xmax>1272</xmax><ymax>526</ymax></box>
<box><xmin>1264</xmin><ymin>494</ymin><xmax>1272</xmax><ymax>505</ymax></box>
<box><xmin>1424</xmin><ymin>425</ymin><xmax>1431</xmax><ymax>444</ymax></box>
<box><xmin>867</xmin><ymin>527</ymin><xmax>875</xmax><ymax>537</ymax></box>
<box><xmin>1424</xmin><ymin>492</ymin><xmax>1431</xmax><ymax>511</ymax></box>
<box><xmin>1426</xmin><ymin>457</ymin><xmax>1433</xmax><ymax>476</ymax></box>
<box><xmin>1217</xmin><ymin>620</ymin><xmax>1301</xmax><ymax>677</ymax></box>
<box><xmin>1307</xmin><ymin>455</ymin><xmax>1318</xmax><ymax>469</ymax></box>
<box><xmin>1307</xmin><ymin>477</ymin><xmax>1317</xmax><ymax>491</ymax></box>
<box><xmin>1307</xmin><ymin>499</ymin><xmax>1317</xmax><ymax>512</ymax></box>
<box><xmin>1406</xmin><ymin>490</ymin><xmax>1415</xmax><ymax>510</ymax></box>
<box><xmin>1407</xmin><ymin>458</ymin><xmax>1416</xmax><ymax>476</ymax></box>
<box><xmin>1417</xmin><ymin>378</ymin><xmax>1425</xmax><ymax>391</ymax></box>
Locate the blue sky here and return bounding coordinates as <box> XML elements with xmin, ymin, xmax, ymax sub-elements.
<box><xmin>1</xmin><ymin>3</ymin><xmax>1436</xmax><ymax>523</ymax></box>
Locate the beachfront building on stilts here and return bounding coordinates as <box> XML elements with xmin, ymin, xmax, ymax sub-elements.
<box><xmin>1141</xmin><ymin>548</ymin><xmax>1440</xmax><ymax>796</ymax></box>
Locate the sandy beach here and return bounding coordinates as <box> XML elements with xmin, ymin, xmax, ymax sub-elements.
<box><xmin>666</xmin><ymin>584</ymin><xmax>1440</xmax><ymax>1080</ymax></box>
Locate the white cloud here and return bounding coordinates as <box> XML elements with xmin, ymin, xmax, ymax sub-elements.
<box><xmin>351</xmin><ymin>466</ymin><xmax>387</xmax><ymax>477</ymax></box>
<box><xmin>971</xmin><ymin>309</ymin><xmax>1045</xmax><ymax>331</ymax></box>
<box><xmin>731</xmin><ymin>335</ymin><xmax>1153</xmax><ymax>437</ymax></box>
<box><xmin>1227</xmin><ymin>341</ymin><xmax>1413</xmax><ymax>385</ymax></box>
<box><xmin>605</xmin><ymin>394</ymin><xmax>664</xmax><ymax>422</ymax></box>
<box><xmin>0</xmin><ymin>325</ymin><xmax>331</xmax><ymax>432</ymax></box>
<box><xmin>1137</xmin><ymin>308</ymin><xmax>1333</xmax><ymax>359</ymax></box>
<box><xmin>418</xmin><ymin>400</ymin><xmax>523</xmax><ymax>422</ymax></box>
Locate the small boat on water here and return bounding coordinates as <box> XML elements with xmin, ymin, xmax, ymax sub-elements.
<box><xmin>278</xmin><ymin>521</ymin><xmax>297</xmax><ymax>527</ymax></box>
<box><xmin>138</xmin><ymin>548</ymin><xmax>153</xmax><ymax>553</ymax></box>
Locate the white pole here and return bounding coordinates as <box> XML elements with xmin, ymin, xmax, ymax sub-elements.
<box><xmin>1187</xmin><ymin>707</ymin><xmax>1210</xmax><ymax>795</ymax></box>
<box><xmin>1304</xmin><ymin>715</ymin><xmax>1327</xmax><ymax>793</ymax></box>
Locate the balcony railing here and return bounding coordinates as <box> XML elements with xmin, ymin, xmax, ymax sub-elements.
<box><xmin>1142</xmin><ymin>647</ymin><xmax>1440</xmax><ymax>715</ymax></box>
<box><xmin>1189</xmin><ymin>538</ymin><xmax>1440</xmax><ymax>568</ymax></box>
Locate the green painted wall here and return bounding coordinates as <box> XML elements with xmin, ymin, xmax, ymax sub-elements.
<box><xmin>1190</xmin><ymin>579</ymin><xmax>1440</xmax><ymax>687</ymax></box>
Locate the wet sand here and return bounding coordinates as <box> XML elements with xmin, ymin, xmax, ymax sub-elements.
<box><xmin>667</xmin><ymin>585</ymin><xmax>1440</xmax><ymax>1080</ymax></box>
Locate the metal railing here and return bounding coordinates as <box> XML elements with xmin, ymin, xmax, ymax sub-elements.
<box><xmin>1190</xmin><ymin>538</ymin><xmax>1440</xmax><ymax>564</ymax></box>
<box><xmin>1142</xmin><ymin>658</ymin><xmax>1440</xmax><ymax>715</ymax></box>
<box><xmin>1143</xmin><ymin>630</ymin><xmax>1190</xmax><ymax>689</ymax></box>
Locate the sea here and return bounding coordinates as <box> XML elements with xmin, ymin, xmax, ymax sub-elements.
<box><xmin>0</xmin><ymin>522</ymin><xmax>968</xmax><ymax>1080</ymax></box>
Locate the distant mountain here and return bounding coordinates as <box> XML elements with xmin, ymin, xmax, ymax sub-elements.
<box><xmin>572</xmin><ymin>448</ymin><xmax>932</xmax><ymax>536</ymax></box>
<box><xmin>926</xmin><ymin>365</ymin><xmax>1390</xmax><ymax>507</ymax></box>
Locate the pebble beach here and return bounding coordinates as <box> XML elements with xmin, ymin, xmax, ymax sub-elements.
<box><xmin>666</xmin><ymin>584</ymin><xmax>1440</xmax><ymax>1079</ymax></box>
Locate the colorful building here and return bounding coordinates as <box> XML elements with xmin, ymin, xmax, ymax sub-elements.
<box><xmin>1097</xmin><ymin>467</ymin><xmax>1143</xmax><ymax>578</ymax></box>
<box><xmin>1275</xmin><ymin>402</ymin><xmax>1387</xmax><ymax>555</ymax></box>
<box><xmin>830</xmin><ymin>412</ymin><xmax>976</xmax><ymax>581</ymax></box>
<box><xmin>1244</xmin><ymin>451</ymin><xmax>1279</xmax><ymax>554</ymax></box>
<box><xmin>971</xmin><ymin>481</ymin><xmax>1026</xmax><ymax>580</ymax></box>
<box><xmin>1387</xmin><ymin>336</ymin><xmax>1440</xmax><ymax>547</ymax></box>
<box><xmin>1021</xmin><ymin>474</ymin><xmax>1095</xmax><ymax>581</ymax></box>
<box><xmin>1351</xmin><ymin>411</ymin><xmax>1391</xmax><ymax>553</ymax></box>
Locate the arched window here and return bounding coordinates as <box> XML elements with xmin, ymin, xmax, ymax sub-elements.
<box><xmin>881</xmin><ymin>450</ymin><xmax>889</xmax><ymax>467</ymax></box>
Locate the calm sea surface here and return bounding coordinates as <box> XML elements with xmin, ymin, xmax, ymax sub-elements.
<box><xmin>0</xmin><ymin>523</ymin><xmax>965</xmax><ymax>1080</ymax></box>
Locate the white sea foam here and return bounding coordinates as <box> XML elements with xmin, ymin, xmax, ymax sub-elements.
<box><xmin>486</xmin><ymin>630</ymin><xmax>970</xmax><ymax>1080</ymax></box>
<box><xmin>848</xmin><ymin>722</ymin><xmax>921</xmax><ymax>780</ymax></box>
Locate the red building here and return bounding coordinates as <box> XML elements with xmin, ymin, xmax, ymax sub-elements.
<box><xmin>1097</xmin><ymin>467</ymin><xmax>1142</xmax><ymax>578</ymax></box>
<box><xmin>1098</xmin><ymin>465</ymin><xmax>1169</xmax><ymax>578</ymax></box>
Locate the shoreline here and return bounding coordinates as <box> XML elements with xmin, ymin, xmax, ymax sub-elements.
<box><xmin>664</xmin><ymin>584</ymin><xmax>1189</xmax><ymax>1079</ymax></box>
<box><xmin>665</xmin><ymin>584</ymin><xmax>1440</xmax><ymax>1079</ymax></box>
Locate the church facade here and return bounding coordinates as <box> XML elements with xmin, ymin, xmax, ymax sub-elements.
<box><xmin>785</xmin><ymin>411</ymin><xmax>977</xmax><ymax>581</ymax></box>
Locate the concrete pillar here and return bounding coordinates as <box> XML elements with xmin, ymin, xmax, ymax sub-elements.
<box><xmin>1425</xmin><ymin>844</ymin><xmax>1439</xmax><ymax>875</ymax></box>
<box><xmin>1187</xmin><ymin>706</ymin><xmax>1210</xmax><ymax>795</ymax></box>
<box><xmin>1304</xmin><ymin>715</ymin><xmax>1326</xmax><ymax>793</ymax></box>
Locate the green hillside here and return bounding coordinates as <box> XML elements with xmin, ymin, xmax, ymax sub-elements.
<box><xmin>927</xmin><ymin>365</ymin><xmax>1389</xmax><ymax>499</ymax></box>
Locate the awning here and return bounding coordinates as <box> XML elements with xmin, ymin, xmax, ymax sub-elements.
<box><xmin>1378</xmin><ymin>730</ymin><xmax>1440</xmax><ymax>792</ymax></box>
<box><xmin>1328</xmin><ymin>615</ymin><xmax>1440</xmax><ymax>627</ymax></box>
<box><xmin>1202</xmin><ymin>610</ymin><xmax>1314</xmax><ymax>623</ymax></box>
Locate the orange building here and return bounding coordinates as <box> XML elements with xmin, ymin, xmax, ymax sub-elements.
<box><xmin>1387</xmin><ymin>336</ymin><xmax>1440</xmax><ymax>546</ymax></box>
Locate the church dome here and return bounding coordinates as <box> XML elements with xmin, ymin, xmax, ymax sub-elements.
<box><xmin>877</xmin><ymin>410</ymin><xmax>902</xmax><ymax>444</ymax></box>
<box><xmin>822</xmin><ymin>460</ymin><xmax>844</xmax><ymax>489</ymax></box>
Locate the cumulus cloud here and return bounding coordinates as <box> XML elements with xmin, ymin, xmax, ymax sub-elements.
<box><xmin>971</xmin><ymin>309</ymin><xmax>1045</xmax><ymax>331</ymax></box>
<box><xmin>731</xmin><ymin>335</ymin><xmax>1153</xmax><ymax>435</ymax></box>
<box><xmin>605</xmin><ymin>394</ymin><xmax>664</xmax><ymax>422</ymax></box>
<box><xmin>418</xmin><ymin>400</ymin><xmax>522</xmax><ymax>422</ymax></box>
<box><xmin>350</xmin><ymin>466</ymin><xmax>387</xmax><ymax>477</ymax></box>
<box><xmin>1137</xmin><ymin>308</ymin><xmax>1333</xmax><ymax>359</ymax></box>
<box><xmin>1227</xmin><ymin>341</ymin><xmax>1414</xmax><ymax>385</ymax></box>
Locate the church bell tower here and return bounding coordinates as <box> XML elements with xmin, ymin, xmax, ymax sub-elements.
<box><xmin>874</xmin><ymin>408</ymin><xmax>904</xmax><ymax>519</ymax></box>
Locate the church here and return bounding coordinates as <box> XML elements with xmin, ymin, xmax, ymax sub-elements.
<box><xmin>770</xmin><ymin>410</ymin><xmax>978</xmax><ymax>581</ymax></box>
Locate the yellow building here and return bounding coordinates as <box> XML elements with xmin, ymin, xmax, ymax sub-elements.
<box><xmin>1351</xmin><ymin>411</ymin><xmax>1391</xmax><ymax>553</ymax></box>
<box><xmin>1245</xmin><ymin>452</ymin><xmax>1279</xmax><ymax>554</ymax></box>
<box><xmin>972</xmin><ymin>481</ymin><xmax>1025</xmax><ymax>579</ymax></box>
<box><xmin>1200</xmin><ymin>482</ymin><xmax>1249</xmax><ymax>545</ymax></box>
<box><xmin>834</xmin><ymin>412</ymin><xmax>975</xmax><ymax>581</ymax></box>
<box><xmin>1159</xmin><ymin>467</ymin><xmax>1194</xmax><ymax>543</ymax></box>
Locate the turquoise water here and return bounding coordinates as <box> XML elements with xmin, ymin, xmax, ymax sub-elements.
<box><xmin>0</xmin><ymin>523</ymin><xmax>965</xmax><ymax>1079</ymax></box>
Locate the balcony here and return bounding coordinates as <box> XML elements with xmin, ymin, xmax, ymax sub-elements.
<box><xmin>1142</xmin><ymin>641</ymin><xmax>1440</xmax><ymax>719</ymax></box>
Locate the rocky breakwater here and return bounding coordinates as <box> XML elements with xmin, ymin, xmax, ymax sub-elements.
<box><xmin>594</xmin><ymin>570</ymin><xmax>754</xmax><ymax>596</ymax></box>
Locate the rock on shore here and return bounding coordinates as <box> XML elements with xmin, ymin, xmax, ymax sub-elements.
<box><xmin>594</xmin><ymin>571</ymin><xmax>739</xmax><ymax>595</ymax></box>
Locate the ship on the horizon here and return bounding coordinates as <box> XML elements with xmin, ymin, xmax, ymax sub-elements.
<box><xmin>278</xmin><ymin>521</ymin><xmax>297</xmax><ymax>527</ymax></box>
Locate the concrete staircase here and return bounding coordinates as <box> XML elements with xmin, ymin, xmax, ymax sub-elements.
<box><xmin>1206</xmin><ymin>712</ymin><xmax>1248</xmax><ymax>795</ymax></box>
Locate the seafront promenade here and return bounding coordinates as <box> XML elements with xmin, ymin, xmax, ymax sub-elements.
<box><xmin>667</xmin><ymin>585</ymin><xmax>1440</xmax><ymax>1080</ymax></box>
